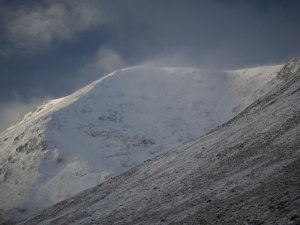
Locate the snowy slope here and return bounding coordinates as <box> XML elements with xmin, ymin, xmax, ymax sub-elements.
<box><xmin>20</xmin><ymin>59</ymin><xmax>300</xmax><ymax>225</ymax></box>
<box><xmin>0</xmin><ymin>64</ymin><xmax>283</xmax><ymax>222</ymax></box>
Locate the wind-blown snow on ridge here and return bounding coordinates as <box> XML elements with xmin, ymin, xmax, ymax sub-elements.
<box><xmin>0</xmin><ymin>64</ymin><xmax>283</xmax><ymax>222</ymax></box>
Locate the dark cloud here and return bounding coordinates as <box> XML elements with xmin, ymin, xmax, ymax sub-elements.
<box><xmin>0</xmin><ymin>0</ymin><xmax>299</xmax><ymax>131</ymax></box>
<box><xmin>101</xmin><ymin>0</ymin><xmax>300</xmax><ymax>67</ymax></box>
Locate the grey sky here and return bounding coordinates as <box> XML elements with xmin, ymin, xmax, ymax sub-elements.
<box><xmin>0</xmin><ymin>0</ymin><xmax>299</xmax><ymax>131</ymax></box>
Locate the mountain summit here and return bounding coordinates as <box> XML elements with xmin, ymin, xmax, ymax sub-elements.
<box><xmin>20</xmin><ymin>59</ymin><xmax>300</xmax><ymax>225</ymax></box>
<box><xmin>0</xmin><ymin>64</ymin><xmax>284</xmax><ymax>222</ymax></box>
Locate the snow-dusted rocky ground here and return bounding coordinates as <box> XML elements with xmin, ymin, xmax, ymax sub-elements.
<box><xmin>19</xmin><ymin>59</ymin><xmax>300</xmax><ymax>225</ymax></box>
<box><xmin>0</xmin><ymin>64</ymin><xmax>283</xmax><ymax>222</ymax></box>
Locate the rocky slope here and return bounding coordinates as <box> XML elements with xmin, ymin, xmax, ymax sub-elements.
<box><xmin>19</xmin><ymin>58</ymin><xmax>300</xmax><ymax>225</ymax></box>
<box><xmin>0</xmin><ymin>64</ymin><xmax>283</xmax><ymax>223</ymax></box>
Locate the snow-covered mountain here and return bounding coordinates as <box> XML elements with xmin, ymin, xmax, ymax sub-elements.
<box><xmin>0</xmin><ymin>64</ymin><xmax>283</xmax><ymax>222</ymax></box>
<box><xmin>19</xmin><ymin>59</ymin><xmax>300</xmax><ymax>225</ymax></box>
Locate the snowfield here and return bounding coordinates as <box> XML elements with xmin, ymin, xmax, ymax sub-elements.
<box><xmin>19</xmin><ymin>59</ymin><xmax>300</xmax><ymax>225</ymax></box>
<box><xmin>0</xmin><ymin>64</ymin><xmax>283</xmax><ymax>222</ymax></box>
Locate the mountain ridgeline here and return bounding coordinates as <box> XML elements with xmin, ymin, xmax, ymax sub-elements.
<box><xmin>0</xmin><ymin>64</ymin><xmax>284</xmax><ymax>223</ymax></box>
<box><xmin>19</xmin><ymin>58</ymin><xmax>300</xmax><ymax>225</ymax></box>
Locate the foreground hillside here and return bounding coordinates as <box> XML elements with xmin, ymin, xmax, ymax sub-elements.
<box><xmin>20</xmin><ymin>59</ymin><xmax>300</xmax><ymax>225</ymax></box>
<box><xmin>0</xmin><ymin>64</ymin><xmax>283</xmax><ymax>222</ymax></box>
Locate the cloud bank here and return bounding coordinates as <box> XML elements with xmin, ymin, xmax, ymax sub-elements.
<box><xmin>2</xmin><ymin>0</ymin><xmax>103</xmax><ymax>51</ymax></box>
